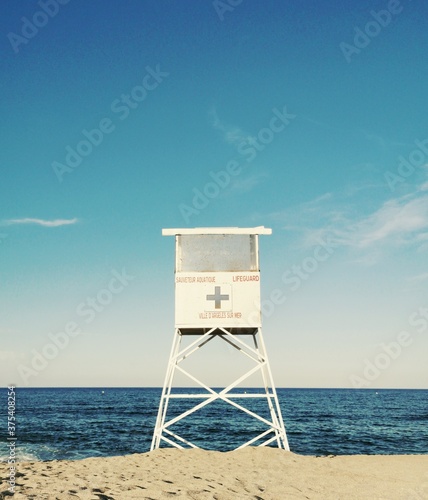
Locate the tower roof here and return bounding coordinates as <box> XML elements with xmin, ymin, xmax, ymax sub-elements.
<box><xmin>162</xmin><ymin>226</ymin><xmax>272</xmax><ymax>236</ymax></box>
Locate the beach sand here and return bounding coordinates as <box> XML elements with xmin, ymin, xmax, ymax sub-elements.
<box><xmin>1</xmin><ymin>447</ymin><xmax>427</xmax><ymax>499</ymax></box>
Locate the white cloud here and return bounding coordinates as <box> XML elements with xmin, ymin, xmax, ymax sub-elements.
<box><xmin>272</xmin><ymin>180</ymin><xmax>428</xmax><ymax>259</ymax></box>
<box><xmin>407</xmin><ymin>272</ymin><xmax>428</xmax><ymax>283</ymax></box>
<box><xmin>347</xmin><ymin>195</ymin><xmax>428</xmax><ymax>248</ymax></box>
<box><xmin>403</xmin><ymin>271</ymin><xmax>428</xmax><ymax>292</ymax></box>
<box><xmin>0</xmin><ymin>350</ymin><xmax>26</xmax><ymax>361</ymax></box>
<box><xmin>209</xmin><ymin>107</ymin><xmax>255</xmax><ymax>148</ymax></box>
<box><xmin>3</xmin><ymin>218</ymin><xmax>78</xmax><ymax>227</ymax></box>
<box><xmin>229</xmin><ymin>172</ymin><xmax>268</xmax><ymax>194</ymax></box>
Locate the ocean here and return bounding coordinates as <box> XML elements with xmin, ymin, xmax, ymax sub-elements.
<box><xmin>1</xmin><ymin>388</ymin><xmax>427</xmax><ymax>462</ymax></box>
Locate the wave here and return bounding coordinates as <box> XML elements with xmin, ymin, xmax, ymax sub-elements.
<box><xmin>0</xmin><ymin>443</ymin><xmax>60</xmax><ymax>463</ymax></box>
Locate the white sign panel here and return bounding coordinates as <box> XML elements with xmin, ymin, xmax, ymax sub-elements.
<box><xmin>175</xmin><ymin>272</ymin><xmax>261</xmax><ymax>327</ymax></box>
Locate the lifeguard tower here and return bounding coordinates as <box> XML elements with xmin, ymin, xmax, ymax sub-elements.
<box><xmin>151</xmin><ymin>227</ymin><xmax>289</xmax><ymax>451</ymax></box>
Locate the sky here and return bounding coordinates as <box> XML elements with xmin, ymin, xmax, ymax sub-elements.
<box><xmin>1</xmin><ymin>0</ymin><xmax>427</xmax><ymax>389</ymax></box>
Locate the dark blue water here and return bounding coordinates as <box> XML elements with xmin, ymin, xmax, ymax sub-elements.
<box><xmin>0</xmin><ymin>388</ymin><xmax>427</xmax><ymax>461</ymax></box>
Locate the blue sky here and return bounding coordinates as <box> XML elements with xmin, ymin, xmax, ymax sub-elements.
<box><xmin>1</xmin><ymin>0</ymin><xmax>427</xmax><ymax>388</ymax></box>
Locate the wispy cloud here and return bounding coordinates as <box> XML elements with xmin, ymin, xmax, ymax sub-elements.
<box><xmin>209</xmin><ymin>107</ymin><xmax>255</xmax><ymax>149</ymax></box>
<box><xmin>360</xmin><ymin>129</ymin><xmax>413</xmax><ymax>151</ymax></box>
<box><xmin>271</xmin><ymin>180</ymin><xmax>428</xmax><ymax>261</ymax></box>
<box><xmin>2</xmin><ymin>218</ymin><xmax>78</xmax><ymax>227</ymax></box>
<box><xmin>407</xmin><ymin>272</ymin><xmax>428</xmax><ymax>283</ymax></box>
<box><xmin>356</xmin><ymin>196</ymin><xmax>428</xmax><ymax>248</ymax></box>
<box><xmin>0</xmin><ymin>350</ymin><xmax>26</xmax><ymax>361</ymax></box>
<box><xmin>229</xmin><ymin>171</ymin><xmax>268</xmax><ymax>194</ymax></box>
<box><xmin>403</xmin><ymin>271</ymin><xmax>428</xmax><ymax>292</ymax></box>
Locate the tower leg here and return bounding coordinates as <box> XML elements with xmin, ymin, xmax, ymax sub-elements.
<box><xmin>253</xmin><ymin>328</ymin><xmax>289</xmax><ymax>450</ymax></box>
<box><xmin>151</xmin><ymin>329</ymin><xmax>182</xmax><ymax>451</ymax></box>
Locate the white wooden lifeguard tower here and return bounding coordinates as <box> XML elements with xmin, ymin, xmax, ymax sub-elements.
<box><xmin>151</xmin><ymin>227</ymin><xmax>289</xmax><ymax>451</ymax></box>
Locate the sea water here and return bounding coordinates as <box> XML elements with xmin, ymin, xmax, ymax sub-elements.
<box><xmin>0</xmin><ymin>388</ymin><xmax>426</xmax><ymax>461</ymax></box>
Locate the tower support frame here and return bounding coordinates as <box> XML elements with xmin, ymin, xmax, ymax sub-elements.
<box><xmin>151</xmin><ymin>326</ymin><xmax>289</xmax><ymax>451</ymax></box>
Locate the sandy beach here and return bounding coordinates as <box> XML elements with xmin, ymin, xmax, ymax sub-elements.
<box><xmin>1</xmin><ymin>447</ymin><xmax>427</xmax><ymax>499</ymax></box>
